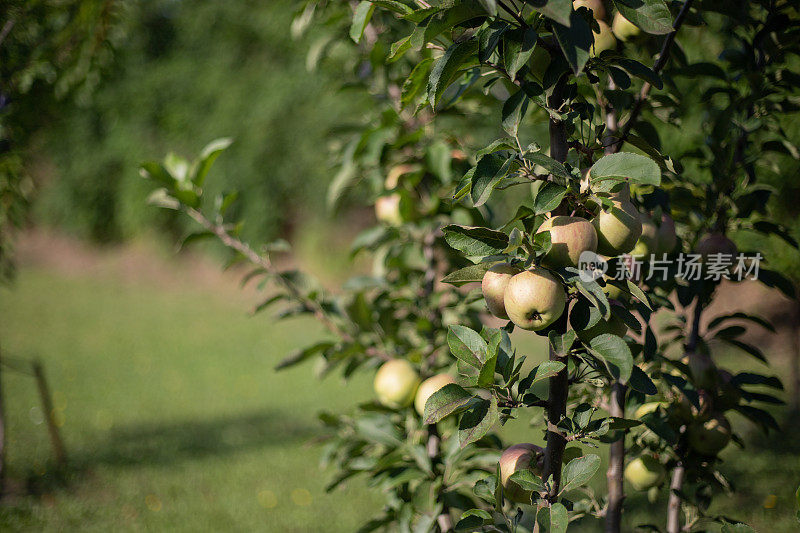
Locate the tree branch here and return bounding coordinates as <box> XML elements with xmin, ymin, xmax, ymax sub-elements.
<box><xmin>610</xmin><ymin>0</ymin><xmax>695</xmax><ymax>153</ymax></box>
<box><xmin>604</xmin><ymin>382</ymin><xmax>626</xmax><ymax>533</ymax></box>
<box><xmin>184</xmin><ymin>207</ymin><xmax>391</xmax><ymax>361</ymax></box>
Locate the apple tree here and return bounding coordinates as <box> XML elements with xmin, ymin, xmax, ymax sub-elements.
<box><xmin>141</xmin><ymin>0</ymin><xmax>798</xmax><ymax>531</ymax></box>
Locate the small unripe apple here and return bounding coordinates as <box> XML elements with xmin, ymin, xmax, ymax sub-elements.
<box><xmin>612</xmin><ymin>12</ymin><xmax>641</xmax><ymax>41</ymax></box>
<box><xmin>656</xmin><ymin>214</ymin><xmax>678</xmax><ymax>255</ymax></box>
<box><xmin>504</xmin><ymin>268</ymin><xmax>566</xmax><ymax>331</ymax></box>
<box><xmin>695</xmin><ymin>232</ymin><xmax>738</xmax><ymax>260</ymax></box>
<box><xmin>415</xmin><ymin>374</ymin><xmax>457</xmax><ymax>416</ymax></box>
<box><xmin>482</xmin><ymin>264</ymin><xmax>522</xmax><ymax>319</ymax></box>
<box><xmin>375</xmin><ymin>194</ymin><xmax>403</xmax><ymax>226</ymax></box>
<box><xmin>574</xmin><ymin>0</ymin><xmax>606</xmax><ymax>20</ymax></box>
<box><xmin>592</xmin><ymin>198</ymin><xmax>643</xmax><ymax>256</ymax></box>
<box><xmin>499</xmin><ymin>443</ymin><xmax>544</xmax><ymax>504</ymax></box>
<box><xmin>603</xmin><ymin>277</ymin><xmax>629</xmax><ymax>302</ymax></box>
<box><xmin>374</xmin><ymin>359</ymin><xmax>420</xmax><ymax>408</ymax></box>
<box><xmin>624</xmin><ymin>455</ymin><xmax>665</xmax><ymax>491</ymax></box>
<box><xmin>537</xmin><ymin>216</ymin><xmax>598</xmax><ymax>268</ymax></box>
<box><xmin>591</xmin><ymin>20</ymin><xmax>617</xmax><ymax>57</ymax></box>
<box><xmin>688</xmin><ymin>415</ymin><xmax>731</xmax><ymax>456</ymax></box>
<box><xmin>630</xmin><ymin>213</ymin><xmax>659</xmax><ymax>260</ymax></box>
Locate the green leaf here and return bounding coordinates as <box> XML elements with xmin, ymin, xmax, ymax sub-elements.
<box><xmin>471</xmin><ymin>154</ymin><xmax>515</xmax><ymax>206</ymax></box>
<box><xmin>629</xmin><ymin>366</ymin><xmax>657</xmax><ymax>395</ymax></box>
<box><xmin>625</xmin><ymin>280</ymin><xmax>652</xmax><ymax>309</ymax></box>
<box><xmin>401</xmin><ymin>58</ymin><xmax>434</xmax><ymax>109</ymax></box>
<box><xmin>508</xmin><ymin>469</ymin><xmax>545</xmax><ymax>492</ymax></box>
<box><xmin>612</xmin><ymin>0</ymin><xmax>673</xmax><ymax>35</ymax></box>
<box><xmin>448</xmin><ymin>325</ymin><xmax>489</xmax><ymax>368</ymax></box>
<box><xmin>589</xmin><ymin>152</ymin><xmax>661</xmax><ymax>186</ymax></box>
<box><xmin>350</xmin><ymin>1</ymin><xmax>376</xmax><ymax>43</ymax></box>
<box><xmin>140</xmin><ymin>162</ymin><xmax>176</xmax><ymax>188</ymax></box>
<box><xmin>502</xmin><ymin>89</ymin><xmax>530</xmax><ymax>137</ymax></box>
<box><xmin>443</xmin><ymin>225</ymin><xmax>509</xmax><ymax>257</ymax></box>
<box><xmin>504</xmin><ymin>28</ymin><xmax>538</xmax><ymax>79</ymax></box>
<box><xmin>370</xmin><ymin>0</ymin><xmax>413</xmax><ymax>15</ymax></box>
<box><xmin>552</xmin><ymin>9</ymin><xmax>593</xmax><ymax>75</ymax></box>
<box><xmin>525</xmin><ymin>153</ymin><xmax>572</xmax><ymax>183</ymax></box>
<box><xmin>589</xmin><ymin>333</ymin><xmax>633</xmax><ymax>383</ymax></box>
<box><xmin>424</xmin><ymin>383</ymin><xmax>475</xmax><ymax>424</ymax></box>
<box><xmin>428</xmin><ymin>40</ymin><xmax>479</xmax><ymax>110</ymax></box>
<box><xmin>549</xmin><ymin>330</ymin><xmax>577</xmax><ymax>357</ymax></box>
<box><xmin>441</xmin><ymin>263</ymin><xmax>493</xmax><ymax>286</ymax></box>
<box><xmin>525</xmin><ymin>0</ymin><xmax>573</xmax><ymax>27</ymax></box>
<box><xmin>532</xmin><ymin>181</ymin><xmax>567</xmax><ymax>214</ymax></box>
<box><xmin>458</xmin><ymin>396</ymin><xmax>499</xmax><ymax>447</ymax></box>
<box><xmin>455</xmin><ymin>509</ymin><xmax>492</xmax><ymax>531</ymax></box>
<box><xmin>192</xmin><ymin>138</ymin><xmax>233</xmax><ymax>186</ymax></box>
<box><xmin>549</xmin><ymin>502</ymin><xmax>569</xmax><ymax>533</ymax></box>
<box><xmin>617</xmin><ymin>58</ymin><xmax>663</xmax><ymax>89</ymax></box>
<box><xmin>560</xmin><ymin>454</ymin><xmax>601</xmax><ymax>494</ymax></box>
<box><xmin>479</xmin><ymin>20</ymin><xmax>509</xmax><ymax>61</ymax></box>
<box><xmin>275</xmin><ymin>342</ymin><xmax>333</xmax><ymax>370</ymax></box>
<box><xmin>533</xmin><ymin>360</ymin><xmax>566</xmax><ymax>383</ymax></box>
<box><xmin>356</xmin><ymin>415</ymin><xmax>404</xmax><ymax>446</ymax></box>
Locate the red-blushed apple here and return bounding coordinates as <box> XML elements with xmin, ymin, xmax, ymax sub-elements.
<box><xmin>482</xmin><ymin>264</ymin><xmax>522</xmax><ymax>319</ymax></box>
<box><xmin>374</xmin><ymin>359</ymin><xmax>420</xmax><ymax>408</ymax></box>
<box><xmin>504</xmin><ymin>268</ymin><xmax>566</xmax><ymax>331</ymax></box>
<box><xmin>696</xmin><ymin>232</ymin><xmax>738</xmax><ymax>259</ymax></box>
<box><xmin>592</xmin><ymin>198</ymin><xmax>643</xmax><ymax>256</ymax></box>
<box><xmin>375</xmin><ymin>194</ymin><xmax>403</xmax><ymax>226</ymax></box>
<box><xmin>414</xmin><ymin>374</ymin><xmax>457</xmax><ymax>416</ymax></box>
<box><xmin>624</xmin><ymin>455</ymin><xmax>665</xmax><ymax>491</ymax></box>
<box><xmin>499</xmin><ymin>443</ymin><xmax>544</xmax><ymax>504</ymax></box>
<box><xmin>537</xmin><ymin>216</ymin><xmax>598</xmax><ymax>268</ymax></box>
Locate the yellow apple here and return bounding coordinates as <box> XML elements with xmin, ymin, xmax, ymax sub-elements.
<box><xmin>624</xmin><ymin>455</ymin><xmax>665</xmax><ymax>491</ymax></box>
<box><xmin>374</xmin><ymin>359</ymin><xmax>420</xmax><ymax>408</ymax></box>
<box><xmin>504</xmin><ymin>268</ymin><xmax>566</xmax><ymax>331</ymax></box>
<box><xmin>591</xmin><ymin>21</ymin><xmax>617</xmax><ymax>56</ymax></box>
<box><xmin>375</xmin><ymin>194</ymin><xmax>403</xmax><ymax>226</ymax></box>
<box><xmin>612</xmin><ymin>12</ymin><xmax>641</xmax><ymax>41</ymax></box>
<box><xmin>415</xmin><ymin>374</ymin><xmax>457</xmax><ymax>416</ymax></box>
<box><xmin>482</xmin><ymin>264</ymin><xmax>522</xmax><ymax>319</ymax></box>
<box><xmin>574</xmin><ymin>0</ymin><xmax>606</xmax><ymax>20</ymax></box>
<box><xmin>592</xmin><ymin>198</ymin><xmax>643</xmax><ymax>256</ymax></box>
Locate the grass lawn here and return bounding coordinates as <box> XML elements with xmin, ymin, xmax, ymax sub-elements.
<box><xmin>0</xmin><ymin>249</ymin><xmax>798</xmax><ymax>531</ymax></box>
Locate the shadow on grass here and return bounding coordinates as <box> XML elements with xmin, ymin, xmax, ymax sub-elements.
<box><xmin>16</xmin><ymin>408</ymin><xmax>317</xmax><ymax>497</ymax></box>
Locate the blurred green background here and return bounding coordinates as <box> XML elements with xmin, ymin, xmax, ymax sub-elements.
<box><xmin>2</xmin><ymin>0</ymin><xmax>800</xmax><ymax>531</ymax></box>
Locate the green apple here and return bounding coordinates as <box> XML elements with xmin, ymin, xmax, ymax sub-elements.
<box><xmin>374</xmin><ymin>359</ymin><xmax>420</xmax><ymax>408</ymax></box>
<box><xmin>696</xmin><ymin>232</ymin><xmax>738</xmax><ymax>259</ymax></box>
<box><xmin>624</xmin><ymin>455</ymin><xmax>665</xmax><ymax>491</ymax></box>
<box><xmin>591</xmin><ymin>20</ymin><xmax>617</xmax><ymax>57</ymax></box>
<box><xmin>630</xmin><ymin>213</ymin><xmax>659</xmax><ymax>259</ymax></box>
<box><xmin>570</xmin><ymin>299</ymin><xmax>627</xmax><ymax>342</ymax></box>
<box><xmin>574</xmin><ymin>0</ymin><xmax>606</xmax><ymax>20</ymax></box>
<box><xmin>415</xmin><ymin>374</ymin><xmax>457</xmax><ymax>416</ymax></box>
<box><xmin>537</xmin><ymin>216</ymin><xmax>598</xmax><ymax>268</ymax></box>
<box><xmin>688</xmin><ymin>415</ymin><xmax>731</xmax><ymax>456</ymax></box>
<box><xmin>375</xmin><ymin>194</ymin><xmax>403</xmax><ymax>226</ymax></box>
<box><xmin>482</xmin><ymin>264</ymin><xmax>522</xmax><ymax>319</ymax></box>
<box><xmin>499</xmin><ymin>443</ymin><xmax>544</xmax><ymax>504</ymax></box>
<box><xmin>592</xmin><ymin>198</ymin><xmax>643</xmax><ymax>256</ymax></box>
<box><xmin>612</xmin><ymin>12</ymin><xmax>641</xmax><ymax>41</ymax></box>
<box><xmin>603</xmin><ymin>278</ymin><xmax>629</xmax><ymax>302</ymax></box>
<box><xmin>656</xmin><ymin>214</ymin><xmax>678</xmax><ymax>255</ymax></box>
<box><xmin>504</xmin><ymin>268</ymin><xmax>566</xmax><ymax>331</ymax></box>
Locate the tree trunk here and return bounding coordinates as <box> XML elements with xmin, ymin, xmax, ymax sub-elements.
<box><xmin>605</xmin><ymin>382</ymin><xmax>626</xmax><ymax>532</ymax></box>
<box><xmin>665</xmin><ymin>464</ymin><xmax>685</xmax><ymax>533</ymax></box>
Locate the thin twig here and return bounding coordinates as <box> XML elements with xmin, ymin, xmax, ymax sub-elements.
<box><xmin>184</xmin><ymin>207</ymin><xmax>391</xmax><ymax>361</ymax></box>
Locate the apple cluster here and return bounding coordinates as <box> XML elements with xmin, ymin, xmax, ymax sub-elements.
<box><xmin>372</xmin><ymin>358</ymin><xmax>456</xmax><ymax>416</ymax></box>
